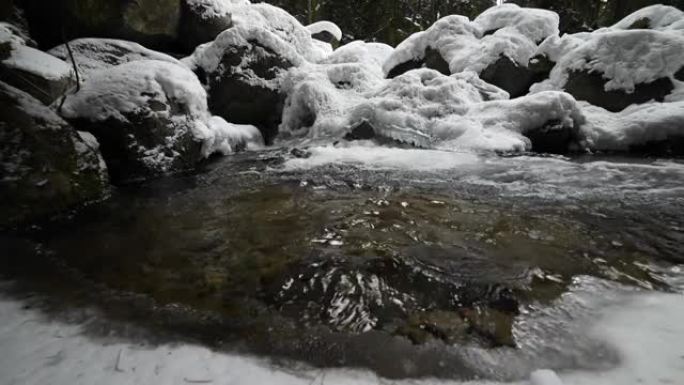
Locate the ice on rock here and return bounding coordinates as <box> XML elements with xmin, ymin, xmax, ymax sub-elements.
<box><xmin>280</xmin><ymin>61</ymin><xmax>385</xmax><ymax>138</ymax></box>
<box><xmin>48</xmin><ymin>38</ymin><xmax>184</xmax><ymax>81</ymax></box>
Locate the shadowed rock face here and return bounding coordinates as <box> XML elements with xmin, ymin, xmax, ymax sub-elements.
<box><xmin>526</xmin><ymin>119</ymin><xmax>582</xmax><ymax>155</ymax></box>
<box><xmin>311</xmin><ymin>30</ymin><xmax>336</xmax><ymax>44</ymax></box>
<box><xmin>20</xmin><ymin>0</ymin><xmax>181</xmax><ymax>51</ymax></box>
<box><xmin>0</xmin><ymin>81</ymin><xmax>107</xmax><ymax>228</ymax></box>
<box><xmin>386</xmin><ymin>47</ymin><xmax>450</xmax><ymax>79</ymax></box>
<box><xmin>479</xmin><ymin>54</ymin><xmax>550</xmax><ymax>99</ymax></box>
<box><xmin>675</xmin><ymin>66</ymin><xmax>684</xmax><ymax>82</ymax></box>
<box><xmin>206</xmin><ymin>39</ymin><xmax>297</xmax><ymax>145</ymax></box>
<box><xmin>564</xmin><ymin>70</ymin><xmax>674</xmax><ymax>112</ymax></box>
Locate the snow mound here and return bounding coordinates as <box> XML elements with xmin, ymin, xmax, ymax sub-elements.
<box><xmin>580</xmin><ymin>101</ymin><xmax>684</xmax><ymax>152</ymax></box>
<box><xmin>48</xmin><ymin>38</ymin><xmax>184</xmax><ymax>81</ymax></box>
<box><xmin>534</xmin><ymin>29</ymin><xmax>684</xmax><ymax>93</ymax></box>
<box><xmin>473</xmin><ymin>3</ymin><xmax>559</xmax><ymax>43</ymax></box>
<box><xmin>280</xmin><ymin>61</ymin><xmax>385</xmax><ymax>138</ymax></box>
<box><xmin>199</xmin><ymin>116</ymin><xmax>264</xmax><ymax>156</ymax></box>
<box><xmin>353</xmin><ymin>71</ymin><xmax>581</xmax><ymax>152</ymax></box>
<box><xmin>307</xmin><ymin>20</ymin><xmax>343</xmax><ymax>41</ymax></box>
<box><xmin>185</xmin><ymin>0</ymin><xmax>236</xmax><ymax>20</ymax></box>
<box><xmin>608</xmin><ymin>4</ymin><xmax>684</xmax><ymax>31</ymax></box>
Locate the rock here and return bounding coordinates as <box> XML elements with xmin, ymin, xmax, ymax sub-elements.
<box><xmin>386</xmin><ymin>47</ymin><xmax>449</xmax><ymax>79</ymax></box>
<box><xmin>191</xmin><ymin>26</ymin><xmax>304</xmax><ymax>144</ymax></box>
<box><xmin>525</xmin><ymin>119</ymin><xmax>582</xmax><ymax>154</ymax></box>
<box><xmin>564</xmin><ymin>70</ymin><xmax>674</xmax><ymax>112</ymax></box>
<box><xmin>675</xmin><ymin>66</ymin><xmax>684</xmax><ymax>82</ymax></box>
<box><xmin>59</xmin><ymin>60</ymin><xmax>211</xmax><ymax>184</ymax></box>
<box><xmin>478</xmin><ymin>54</ymin><xmax>548</xmax><ymax>98</ymax></box>
<box><xmin>20</xmin><ymin>0</ymin><xmax>180</xmax><ymax>51</ymax></box>
<box><xmin>0</xmin><ymin>81</ymin><xmax>108</xmax><ymax>228</ymax></box>
<box><xmin>48</xmin><ymin>38</ymin><xmax>184</xmax><ymax>81</ymax></box>
<box><xmin>179</xmin><ymin>0</ymin><xmax>233</xmax><ymax>53</ymax></box>
<box><xmin>0</xmin><ymin>26</ymin><xmax>75</xmax><ymax>105</ymax></box>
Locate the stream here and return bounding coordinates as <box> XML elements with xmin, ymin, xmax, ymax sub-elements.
<box><xmin>1</xmin><ymin>144</ymin><xmax>683</xmax><ymax>383</ymax></box>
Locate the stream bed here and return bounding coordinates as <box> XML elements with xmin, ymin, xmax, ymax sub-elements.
<box><xmin>1</xmin><ymin>145</ymin><xmax>683</xmax><ymax>383</ymax></box>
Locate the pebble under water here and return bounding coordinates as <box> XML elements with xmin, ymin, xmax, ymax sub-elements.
<box><xmin>1</xmin><ymin>146</ymin><xmax>683</xmax><ymax>381</ymax></box>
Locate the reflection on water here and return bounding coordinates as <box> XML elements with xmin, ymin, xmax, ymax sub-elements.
<box><xmin>0</xmin><ymin>148</ymin><xmax>682</xmax><ymax>380</ymax></box>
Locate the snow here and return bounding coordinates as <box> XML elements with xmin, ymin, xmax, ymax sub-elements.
<box><xmin>0</xmin><ymin>22</ymin><xmax>27</xmax><ymax>46</ymax></box>
<box><xmin>384</xmin><ymin>5</ymin><xmax>558</xmax><ymax>78</ymax></box>
<box><xmin>472</xmin><ymin>3</ymin><xmax>559</xmax><ymax>43</ymax></box>
<box><xmin>229</xmin><ymin>2</ymin><xmax>320</xmax><ymax>61</ymax></box>
<box><xmin>306</xmin><ymin>20</ymin><xmax>343</xmax><ymax>41</ymax></box>
<box><xmin>60</xmin><ymin>60</ymin><xmax>262</xmax><ymax>164</ymax></box>
<box><xmin>48</xmin><ymin>38</ymin><xmax>184</xmax><ymax>81</ymax></box>
<box><xmin>189</xmin><ymin>24</ymin><xmax>304</xmax><ymax>86</ymax></box>
<box><xmin>580</xmin><ymin>101</ymin><xmax>684</xmax><ymax>151</ymax></box>
<box><xmin>198</xmin><ymin>116</ymin><xmax>264</xmax><ymax>157</ymax></box>
<box><xmin>326</xmin><ymin>41</ymin><xmax>394</xmax><ymax>69</ymax></box>
<box><xmin>534</xmin><ymin>29</ymin><xmax>684</xmax><ymax>93</ymax></box>
<box><xmin>607</xmin><ymin>4</ymin><xmax>684</xmax><ymax>31</ymax></box>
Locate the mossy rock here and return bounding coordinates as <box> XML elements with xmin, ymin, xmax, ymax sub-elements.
<box><xmin>0</xmin><ymin>81</ymin><xmax>108</xmax><ymax>228</ymax></box>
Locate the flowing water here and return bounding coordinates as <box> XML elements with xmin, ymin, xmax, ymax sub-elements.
<box><xmin>1</xmin><ymin>144</ymin><xmax>683</xmax><ymax>382</ymax></box>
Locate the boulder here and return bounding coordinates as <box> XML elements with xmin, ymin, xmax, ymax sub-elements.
<box><xmin>189</xmin><ymin>25</ymin><xmax>304</xmax><ymax>144</ymax></box>
<box><xmin>179</xmin><ymin>0</ymin><xmax>233</xmax><ymax>52</ymax></box>
<box><xmin>675</xmin><ymin>66</ymin><xmax>684</xmax><ymax>82</ymax></box>
<box><xmin>20</xmin><ymin>0</ymin><xmax>181</xmax><ymax>51</ymax></box>
<box><xmin>59</xmin><ymin>60</ymin><xmax>211</xmax><ymax>184</ymax></box>
<box><xmin>525</xmin><ymin>119</ymin><xmax>582</xmax><ymax>154</ymax></box>
<box><xmin>48</xmin><ymin>38</ymin><xmax>184</xmax><ymax>81</ymax></box>
<box><xmin>0</xmin><ymin>24</ymin><xmax>75</xmax><ymax>104</ymax></box>
<box><xmin>564</xmin><ymin>70</ymin><xmax>674</xmax><ymax>112</ymax></box>
<box><xmin>0</xmin><ymin>81</ymin><xmax>108</xmax><ymax>228</ymax></box>
<box><xmin>386</xmin><ymin>47</ymin><xmax>450</xmax><ymax>79</ymax></box>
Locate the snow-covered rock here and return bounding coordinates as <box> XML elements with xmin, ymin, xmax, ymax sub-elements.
<box><xmin>230</xmin><ymin>2</ymin><xmax>321</xmax><ymax>61</ymax></box>
<box><xmin>607</xmin><ymin>4</ymin><xmax>684</xmax><ymax>31</ymax></box>
<box><xmin>0</xmin><ymin>81</ymin><xmax>108</xmax><ymax>227</ymax></box>
<box><xmin>581</xmin><ymin>101</ymin><xmax>684</xmax><ymax>155</ymax></box>
<box><xmin>325</xmin><ymin>41</ymin><xmax>394</xmax><ymax>70</ymax></box>
<box><xmin>532</xmin><ymin>29</ymin><xmax>683</xmax><ymax>112</ymax></box>
<box><xmin>473</xmin><ymin>3</ymin><xmax>559</xmax><ymax>43</ymax></box>
<box><xmin>48</xmin><ymin>38</ymin><xmax>184</xmax><ymax>81</ymax></box>
<box><xmin>179</xmin><ymin>0</ymin><xmax>234</xmax><ymax>52</ymax></box>
<box><xmin>60</xmin><ymin>60</ymin><xmax>262</xmax><ymax>183</ymax></box>
<box><xmin>189</xmin><ymin>25</ymin><xmax>304</xmax><ymax>143</ymax></box>
<box><xmin>307</xmin><ymin>21</ymin><xmax>342</xmax><ymax>44</ymax></box>
<box><xmin>0</xmin><ymin>23</ymin><xmax>75</xmax><ymax>105</ymax></box>
<box><xmin>383</xmin><ymin>5</ymin><xmax>558</xmax><ymax>97</ymax></box>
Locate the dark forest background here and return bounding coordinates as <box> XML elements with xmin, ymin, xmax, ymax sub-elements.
<box><xmin>259</xmin><ymin>0</ymin><xmax>684</xmax><ymax>45</ymax></box>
